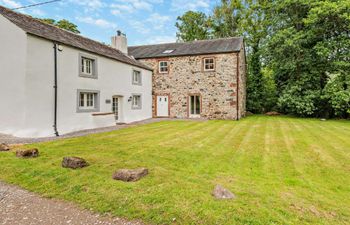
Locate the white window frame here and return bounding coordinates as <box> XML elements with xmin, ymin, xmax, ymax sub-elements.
<box><xmin>77</xmin><ymin>90</ymin><xmax>100</xmax><ymax>112</ymax></box>
<box><xmin>203</xmin><ymin>57</ymin><xmax>215</xmax><ymax>71</ymax></box>
<box><xmin>132</xmin><ymin>69</ymin><xmax>142</xmax><ymax>85</ymax></box>
<box><xmin>81</xmin><ymin>57</ymin><xmax>93</xmax><ymax>75</ymax></box>
<box><xmin>159</xmin><ymin>61</ymin><xmax>169</xmax><ymax>74</ymax></box>
<box><xmin>79</xmin><ymin>53</ymin><xmax>98</xmax><ymax>79</ymax></box>
<box><xmin>131</xmin><ymin>94</ymin><xmax>142</xmax><ymax>110</ymax></box>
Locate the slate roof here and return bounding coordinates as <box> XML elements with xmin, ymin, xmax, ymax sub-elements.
<box><xmin>128</xmin><ymin>37</ymin><xmax>243</xmax><ymax>59</ymax></box>
<box><xmin>0</xmin><ymin>6</ymin><xmax>151</xmax><ymax>71</ymax></box>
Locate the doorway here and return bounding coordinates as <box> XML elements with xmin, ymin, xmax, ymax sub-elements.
<box><xmin>112</xmin><ymin>97</ymin><xmax>120</xmax><ymax>122</ymax></box>
<box><xmin>189</xmin><ymin>95</ymin><xmax>201</xmax><ymax>118</ymax></box>
<box><xmin>156</xmin><ymin>95</ymin><xmax>169</xmax><ymax>117</ymax></box>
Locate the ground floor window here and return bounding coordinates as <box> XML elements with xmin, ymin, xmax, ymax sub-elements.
<box><xmin>132</xmin><ymin>94</ymin><xmax>142</xmax><ymax>109</ymax></box>
<box><xmin>77</xmin><ymin>90</ymin><xmax>99</xmax><ymax>112</ymax></box>
<box><xmin>190</xmin><ymin>95</ymin><xmax>201</xmax><ymax>116</ymax></box>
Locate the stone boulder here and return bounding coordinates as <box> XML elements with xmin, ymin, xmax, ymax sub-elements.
<box><xmin>16</xmin><ymin>148</ymin><xmax>39</xmax><ymax>158</ymax></box>
<box><xmin>265</xmin><ymin>111</ymin><xmax>281</xmax><ymax>116</ymax></box>
<box><xmin>62</xmin><ymin>157</ymin><xmax>89</xmax><ymax>169</ymax></box>
<box><xmin>212</xmin><ymin>185</ymin><xmax>236</xmax><ymax>200</ymax></box>
<box><xmin>112</xmin><ymin>168</ymin><xmax>148</xmax><ymax>182</ymax></box>
<box><xmin>245</xmin><ymin>111</ymin><xmax>254</xmax><ymax>116</ymax></box>
<box><xmin>0</xmin><ymin>143</ymin><xmax>10</xmax><ymax>151</ymax></box>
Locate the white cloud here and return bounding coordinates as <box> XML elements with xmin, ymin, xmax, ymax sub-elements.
<box><xmin>110</xmin><ymin>0</ymin><xmax>164</xmax><ymax>16</ymax></box>
<box><xmin>129</xmin><ymin>20</ymin><xmax>150</xmax><ymax>34</ymax></box>
<box><xmin>68</xmin><ymin>0</ymin><xmax>105</xmax><ymax>12</ymax></box>
<box><xmin>171</xmin><ymin>0</ymin><xmax>210</xmax><ymax>12</ymax></box>
<box><xmin>76</xmin><ymin>16</ymin><xmax>117</xmax><ymax>29</ymax></box>
<box><xmin>29</xmin><ymin>8</ymin><xmax>46</xmax><ymax>17</ymax></box>
<box><xmin>138</xmin><ymin>35</ymin><xmax>176</xmax><ymax>45</ymax></box>
<box><xmin>76</xmin><ymin>0</ymin><xmax>104</xmax><ymax>8</ymax></box>
<box><xmin>0</xmin><ymin>0</ymin><xmax>22</xmax><ymax>8</ymax></box>
<box><xmin>110</xmin><ymin>4</ymin><xmax>134</xmax><ymax>15</ymax></box>
<box><xmin>146</xmin><ymin>13</ymin><xmax>171</xmax><ymax>30</ymax></box>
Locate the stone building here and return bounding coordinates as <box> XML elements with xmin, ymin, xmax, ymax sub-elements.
<box><xmin>128</xmin><ymin>38</ymin><xmax>247</xmax><ymax>120</ymax></box>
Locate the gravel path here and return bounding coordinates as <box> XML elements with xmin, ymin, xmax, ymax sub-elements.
<box><xmin>0</xmin><ymin>118</ymin><xmax>174</xmax><ymax>144</ymax></box>
<box><xmin>0</xmin><ymin>181</ymin><xmax>144</xmax><ymax>225</ymax></box>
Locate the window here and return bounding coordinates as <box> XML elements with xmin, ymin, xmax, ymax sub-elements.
<box><xmin>132</xmin><ymin>70</ymin><xmax>142</xmax><ymax>85</ymax></box>
<box><xmin>81</xmin><ymin>57</ymin><xmax>93</xmax><ymax>75</ymax></box>
<box><xmin>79</xmin><ymin>54</ymin><xmax>98</xmax><ymax>78</ymax></box>
<box><xmin>159</xmin><ymin>61</ymin><xmax>169</xmax><ymax>73</ymax></box>
<box><xmin>132</xmin><ymin>94</ymin><xmax>142</xmax><ymax>109</ymax></box>
<box><xmin>189</xmin><ymin>95</ymin><xmax>201</xmax><ymax>118</ymax></box>
<box><xmin>162</xmin><ymin>49</ymin><xmax>174</xmax><ymax>54</ymax></box>
<box><xmin>77</xmin><ymin>90</ymin><xmax>99</xmax><ymax>112</ymax></box>
<box><xmin>203</xmin><ymin>58</ymin><xmax>215</xmax><ymax>71</ymax></box>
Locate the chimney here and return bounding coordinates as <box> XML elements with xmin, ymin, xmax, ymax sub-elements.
<box><xmin>111</xmin><ymin>30</ymin><xmax>128</xmax><ymax>54</ymax></box>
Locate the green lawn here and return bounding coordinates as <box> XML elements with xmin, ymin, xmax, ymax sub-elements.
<box><xmin>0</xmin><ymin>116</ymin><xmax>349</xmax><ymax>224</ymax></box>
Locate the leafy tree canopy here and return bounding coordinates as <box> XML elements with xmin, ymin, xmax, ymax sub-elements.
<box><xmin>175</xmin><ymin>11</ymin><xmax>211</xmax><ymax>42</ymax></box>
<box><xmin>37</xmin><ymin>18</ymin><xmax>80</xmax><ymax>34</ymax></box>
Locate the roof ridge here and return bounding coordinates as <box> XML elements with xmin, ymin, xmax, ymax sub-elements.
<box><xmin>129</xmin><ymin>37</ymin><xmax>243</xmax><ymax>48</ymax></box>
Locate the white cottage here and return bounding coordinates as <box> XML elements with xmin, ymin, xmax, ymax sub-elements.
<box><xmin>0</xmin><ymin>6</ymin><xmax>153</xmax><ymax>137</ymax></box>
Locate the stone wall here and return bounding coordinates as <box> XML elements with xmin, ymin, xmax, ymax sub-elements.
<box><xmin>238</xmin><ymin>45</ymin><xmax>247</xmax><ymax>119</ymax></box>
<box><xmin>139</xmin><ymin>51</ymin><xmax>246</xmax><ymax>120</ymax></box>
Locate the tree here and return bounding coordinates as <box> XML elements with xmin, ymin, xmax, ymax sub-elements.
<box><xmin>37</xmin><ymin>18</ymin><xmax>80</xmax><ymax>34</ymax></box>
<box><xmin>212</xmin><ymin>0</ymin><xmax>272</xmax><ymax>113</ymax></box>
<box><xmin>267</xmin><ymin>0</ymin><xmax>350</xmax><ymax>117</ymax></box>
<box><xmin>211</xmin><ymin>0</ymin><xmax>243</xmax><ymax>38</ymax></box>
<box><xmin>322</xmin><ymin>72</ymin><xmax>350</xmax><ymax>117</ymax></box>
<box><xmin>240</xmin><ymin>0</ymin><xmax>271</xmax><ymax>113</ymax></box>
<box><xmin>175</xmin><ymin>11</ymin><xmax>211</xmax><ymax>42</ymax></box>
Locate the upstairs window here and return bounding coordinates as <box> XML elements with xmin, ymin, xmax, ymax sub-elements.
<box><xmin>81</xmin><ymin>57</ymin><xmax>93</xmax><ymax>75</ymax></box>
<box><xmin>79</xmin><ymin>54</ymin><xmax>98</xmax><ymax>78</ymax></box>
<box><xmin>132</xmin><ymin>94</ymin><xmax>142</xmax><ymax>109</ymax></box>
<box><xmin>132</xmin><ymin>70</ymin><xmax>142</xmax><ymax>85</ymax></box>
<box><xmin>159</xmin><ymin>61</ymin><xmax>169</xmax><ymax>74</ymax></box>
<box><xmin>203</xmin><ymin>58</ymin><xmax>215</xmax><ymax>71</ymax></box>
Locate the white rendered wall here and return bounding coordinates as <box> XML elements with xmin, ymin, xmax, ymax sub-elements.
<box><xmin>0</xmin><ymin>15</ymin><xmax>27</xmax><ymax>135</ymax></box>
<box><xmin>13</xmin><ymin>35</ymin><xmax>152</xmax><ymax>137</ymax></box>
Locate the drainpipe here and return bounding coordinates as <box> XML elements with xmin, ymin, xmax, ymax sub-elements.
<box><xmin>236</xmin><ymin>52</ymin><xmax>240</xmax><ymax>120</ymax></box>
<box><xmin>53</xmin><ymin>42</ymin><xmax>60</xmax><ymax>136</ymax></box>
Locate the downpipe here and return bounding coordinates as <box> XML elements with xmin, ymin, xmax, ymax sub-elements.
<box><xmin>53</xmin><ymin>42</ymin><xmax>61</xmax><ymax>136</ymax></box>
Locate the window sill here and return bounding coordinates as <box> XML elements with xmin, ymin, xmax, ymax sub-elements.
<box><xmin>92</xmin><ymin>112</ymin><xmax>114</xmax><ymax>116</ymax></box>
<box><xmin>77</xmin><ymin>108</ymin><xmax>99</xmax><ymax>113</ymax></box>
<box><xmin>79</xmin><ymin>73</ymin><xmax>98</xmax><ymax>79</ymax></box>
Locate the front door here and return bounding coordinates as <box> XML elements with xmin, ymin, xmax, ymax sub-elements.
<box><xmin>157</xmin><ymin>96</ymin><xmax>169</xmax><ymax>117</ymax></box>
<box><xmin>112</xmin><ymin>97</ymin><xmax>120</xmax><ymax>122</ymax></box>
<box><xmin>189</xmin><ymin>95</ymin><xmax>201</xmax><ymax>118</ymax></box>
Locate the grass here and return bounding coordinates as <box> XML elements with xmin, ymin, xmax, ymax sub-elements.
<box><xmin>0</xmin><ymin>115</ymin><xmax>349</xmax><ymax>224</ymax></box>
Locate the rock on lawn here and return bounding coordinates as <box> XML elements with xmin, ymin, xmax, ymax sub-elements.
<box><xmin>112</xmin><ymin>168</ymin><xmax>148</xmax><ymax>182</ymax></box>
<box><xmin>62</xmin><ymin>157</ymin><xmax>89</xmax><ymax>169</ymax></box>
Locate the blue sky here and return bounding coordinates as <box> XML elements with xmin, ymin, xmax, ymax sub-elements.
<box><xmin>0</xmin><ymin>0</ymin><xmax>218</xmax><ymax>46</ymax></box>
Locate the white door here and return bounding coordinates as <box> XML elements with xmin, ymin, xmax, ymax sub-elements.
<box><xmin>157</xmin><ymin>96</ymin><xmax>169</xmax><ymax>117</ymax></box>
<box><xmin>112</xmin><ymin>97</ymin><xmax>119</xmax><ymax>122</ymax></box>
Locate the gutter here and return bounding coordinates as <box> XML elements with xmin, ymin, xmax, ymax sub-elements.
<box><xmin>53</xmin><ymin>42</ymin><xmax>60</xmax><ymax>136</ymax></box>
